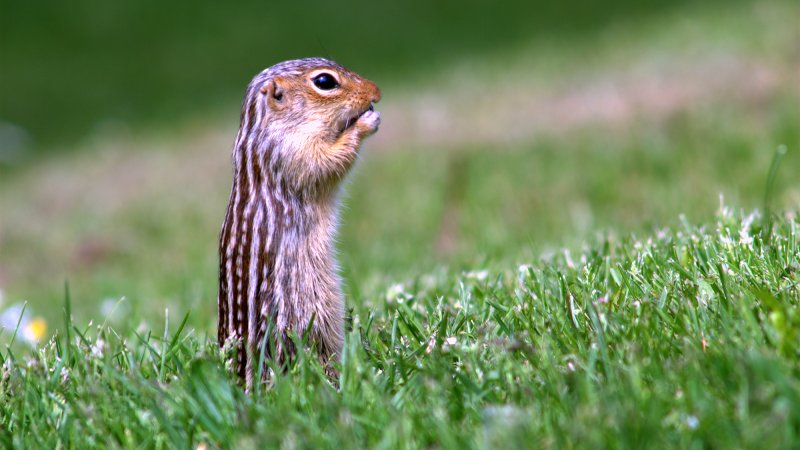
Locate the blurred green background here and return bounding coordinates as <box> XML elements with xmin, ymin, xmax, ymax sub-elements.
<box><xmin>1</xmin><ymin>0</ymin><xmax>735</xmax><ymax>152</ymax></box>
<box><xmin>0</xmin><ymin>0</ymin><xmax>797</xmax><ymax>340</ymax></box>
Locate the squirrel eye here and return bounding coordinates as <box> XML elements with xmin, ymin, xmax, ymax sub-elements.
<box><xmin>312</xmin><ymin>73</ymin><xmax>339</xmax><ymax>91</ymax></box>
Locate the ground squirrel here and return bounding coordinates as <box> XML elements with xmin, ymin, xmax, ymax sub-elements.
<box><xmin>217</xmin><ymin>58</ymin><xmax>381</xmax><ymax>386</ymax></box>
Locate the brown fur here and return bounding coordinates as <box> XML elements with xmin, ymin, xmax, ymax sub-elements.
<box><xmin>217</xmin><ymin>58</ymin><xmax>380</xmax><ymax>387</ymax></box>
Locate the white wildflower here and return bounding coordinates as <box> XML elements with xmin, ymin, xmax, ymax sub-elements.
<box><xmin>425</xmin><ymin>335</ymin><xmax>458</xmax><ymax>354</ymax></box>
<box><xmin>385</xmin><ymin>283</ymin><xmax>409</xmax><ymax>304</ymax></box>
<box><xmin>686</xmin><ymin>415</ymin><xmax>699</xmax><ymax>430</ymax></box>
<box><xmin>91</xmin><ymin>339</ymin><xmax>106</xmax><ymax>358</ymax></box>
<box><xmin>563</xmin><ymin>249</ymin><xmax>575</xmax><ymax>269</ymax></box>
<box><xmin>464</xmin><ymin>270</ymin><xmax>488</xmax><ymax>282</ymax></box>
<box><xmin>1</xmin><ymin>359</ymin><xmax>11</xmax><ymax>381</ymax></box>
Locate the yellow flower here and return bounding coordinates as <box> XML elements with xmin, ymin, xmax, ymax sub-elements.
<box><xmin>0</xmin><ymin>304</ymin><xmax>47</xmax><ymax>346</ymax></box>
<box><xmin>25</xmin><ymin>317</ymin><xmax>47</xmax><ymax>344</ymax></box>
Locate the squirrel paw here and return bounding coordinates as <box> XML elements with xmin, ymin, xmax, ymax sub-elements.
<box><xmin>356</xmin><ymin>110</ymin><xmax>381</xmax><ymax>136</ymax></box>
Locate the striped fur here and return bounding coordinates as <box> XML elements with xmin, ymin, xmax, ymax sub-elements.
<box><xmin>217</xmin><ymin>58</ymin><xmax>381</xmax><ymax>387</ymax></box>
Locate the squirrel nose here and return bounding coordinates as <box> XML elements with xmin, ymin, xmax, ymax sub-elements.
<box><xmin>367</xmin><ymin>81</ymin><xmax>381</xmax><ymax>103</ymax></box>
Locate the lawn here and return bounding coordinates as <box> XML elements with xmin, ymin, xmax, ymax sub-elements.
<box><xmin>0</xmin><ymin>1</ymin><xmax>798</xmax><ymax>448</ymax></box>
<box><xmin>1</xmin><ymin>209</ymin><xmax>798</xmax><ymax>448</ymax></box>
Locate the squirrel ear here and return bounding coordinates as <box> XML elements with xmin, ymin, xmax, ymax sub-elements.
<box><xmin>261</xmin><ymin>78</ymin><xmax>285</xmax><ymax>109</ymax></box>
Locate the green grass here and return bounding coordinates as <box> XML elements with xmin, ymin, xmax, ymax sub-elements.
<box><xmin>1</xmin><ymin>210</ymin><xmax>798</xmax><ymax>448</ymax></box>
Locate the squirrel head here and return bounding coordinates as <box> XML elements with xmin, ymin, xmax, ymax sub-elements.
<box><xmin>239</xmin><ymin>58</ymin><xmax>381</xmax><ymax>195</ymax></box>
<box><xmin>259</xmin><ymin>59</ymin><xmax>381</xmax><ymax>142</ymax></box>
